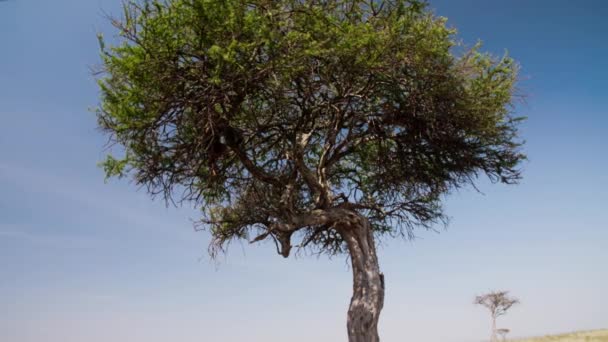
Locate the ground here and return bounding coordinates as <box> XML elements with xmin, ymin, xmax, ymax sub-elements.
<box><xmin>510</xmin><ymin>329</ymin><xmax>608</xmax><ymax>342</ymax></box>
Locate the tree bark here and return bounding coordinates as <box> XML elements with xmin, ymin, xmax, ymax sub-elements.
<box><xmin>339</xmin><ymin>214</ymin><xmax>385</xmax><ymax>342</ymax></box>
<box><xmin>491</xmin><ymin>314</ymin><xmax>497</xmax><ymax>342</ymax></box>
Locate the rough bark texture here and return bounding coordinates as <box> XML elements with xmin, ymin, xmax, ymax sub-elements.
<box><xmin>339</xmin><ymin>215</ymin><xmax>385</xmax><ymax>342</ymax></box>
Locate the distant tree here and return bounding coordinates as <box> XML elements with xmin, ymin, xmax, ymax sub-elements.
<box><xmin>496</xmin><ymin>328</ymin><xmax>510</xmax><ymax>341</ymax></box>
<box><xmin>96</xmin><ymin>1</ymin><xmax>525</xmax><ymax>341</ymax></box>
<box><xmin>475</xmin><ymin>291</ymin><xmax>520</xmax><ymax>342</ymax></box>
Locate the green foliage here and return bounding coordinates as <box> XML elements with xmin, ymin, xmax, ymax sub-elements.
<box><xmin>100</xmin><ymin>154</ymin><xmax>129</xmax><ymax>179</ymax></box>
<box><xmin>96</xmin><ymin>0</ymin><xmax>524</xmax><ymax>256</ymax></box>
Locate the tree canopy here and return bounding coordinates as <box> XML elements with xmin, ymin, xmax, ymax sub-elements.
<box><xmin>97</xmin><ymin>0</ymin><xmax>524</xmax><ymax>258</ymax></box>
<box><xmin>474</xmin><ymin>291</ymin><xmax>520</xmax><ymax>319</ymax></box>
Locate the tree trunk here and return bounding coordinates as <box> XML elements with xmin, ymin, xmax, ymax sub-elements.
<box><xmin>491</xmin><ymin>315</ymin><xmax>497</xmax><ymax>342</ymax></box>
<box><xmin>339</xmin><ymin>214</ymin><xmax>385</xmax><ymax>342</ymax></box>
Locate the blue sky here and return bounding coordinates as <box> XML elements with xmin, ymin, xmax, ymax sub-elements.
<box><xmin>0</xmin><ymin>1</ymin><xmax>607</xmax><ymax>341</ymax></box>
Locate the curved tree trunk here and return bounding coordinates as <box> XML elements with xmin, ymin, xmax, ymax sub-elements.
<box><xmin>340</xmin><ymin>215</ymin><xmax>385</xmax><ymax>342</ymax></box>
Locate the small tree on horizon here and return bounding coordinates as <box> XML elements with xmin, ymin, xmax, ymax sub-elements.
<box><xmin>496</xmin><ymin>328</ymin><xmax>510</xmax><ymax>341</ymax></box>
<box><xmin>95</xmin><ymin>1</ymin><xmax>525</xmax><ymax>341</ymax></box>
<box><xmin>475</xmin><ymin>291</ymin><xmax>520</xmax><ymax>342</ymax></box>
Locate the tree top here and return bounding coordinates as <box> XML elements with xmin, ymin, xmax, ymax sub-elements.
<box><xmin>97</xmin><ymin>0</ymin><xmax>525</xmax><ymax>257</ymax></box>
<box><xmin>474</xmin><ymin>291</ymin><xmax>520</xmax><ymax>317</ymax></box>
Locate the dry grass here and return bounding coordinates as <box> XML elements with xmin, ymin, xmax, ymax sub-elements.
<box><xmin>509</xmin><ymin>329</ymin><xmax>608</xmax><ymax>342</ymax></box>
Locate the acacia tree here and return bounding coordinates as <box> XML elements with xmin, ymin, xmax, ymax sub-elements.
<box><xmin>96</xmin><ymin>1</ymin><xmax>525</xmax><ymax>341</ymax></box>
<box><xmin>496</xmin><ymin>328</ymin><xmax>510</xmax><ymax>341</ymax></box>
<box><xmin>474</xmin><ymin>291</ymin><xmax>520</xmax><ymax>342</ymax></box>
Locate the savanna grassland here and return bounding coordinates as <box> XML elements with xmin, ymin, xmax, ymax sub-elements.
<box><xmin>510</xmin><ymin>329</ymin><xmax>608</xmax><ymax>342</ymax></box>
